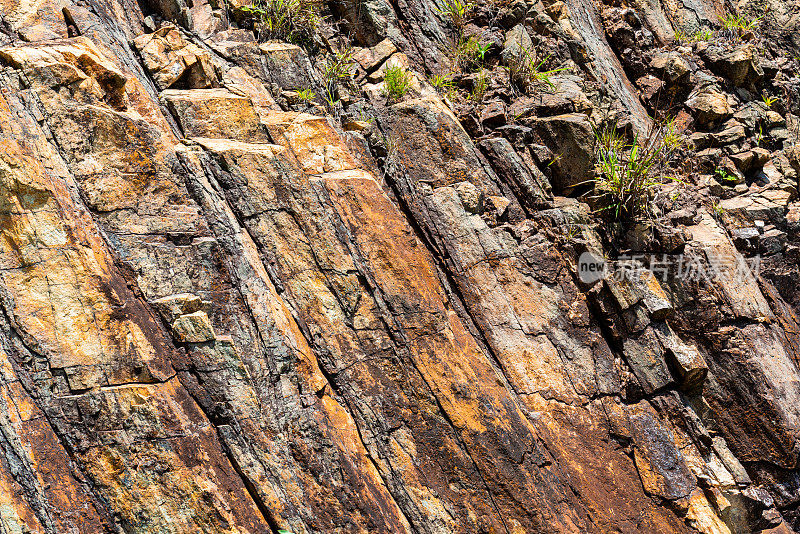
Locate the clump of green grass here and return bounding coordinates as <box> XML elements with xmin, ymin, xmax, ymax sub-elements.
<box><xmin>296</xmin><ymin>88</ymin><xmax>316</xmax><ymax>102</ymax></box>
<box><xmin>591</xmin><ymin>121</ymin><xmax>684</xmax><ymax>222</ymax></box>
<box><xmin>324</xmin><ymin>46</ymin><xmax>355</xmax><ymax>80</ymax></box>
<box><xmin>661</xmin><ymin>118</ymin><xmax>684</xmax><ymax>151</ymax></box>
<box><xmin>383</xmin><ymin>65</ymin><xmax>412</xmax><ymax>100</ymax></box>
<box><xmin>469</xmin><ymin>69</ymin><xmax>489</xmax><ymax>101</ymax></box>
<box><xmin>711</xmin><ymin>200</ymin><xmax>726</xmax><ymax>222</ymax></box>
<box><xmin>762</xmin><ymin>93</ymin><xmax>778</xmax><ymax>108</ymax></box>
<box><xmin>715</xmin><ymin>167</ymin><xmax>737</xmax><ymax>183</ymax></box>
<box><xmin>507</xmin><ymin>49</ymin><xmax>566</xmax><ymax>93</ymax></box>
<box><xmin>719</xmin><ymin>12</ymin><xmax>762</xmax><ymax>40</ymax></box>
<box><xmin>756</xmin><ymin>124</ymin><xmax>765</xmax><ymax>147</ymax></box>
<box><xmin>436</xmin><ymin>0</ymin><xmax>474</xmax><ymax>32</ymax></box>
<box><xmin>321</xmin><ymin>45</ymin><xmax>354</xmax><ymax>108</ymax></box>
<box><xmin>453</xmin><ymin>36</ymin><xmax>491</xmax><ymax>71</ymax></box>
<box><xmin>430</xmin><ymin>73</ymin><xmax>456</xmax><ymax>99</ymax></box>
<box><xmin>240</xmin><ymin>0</ymin><xmax>321</xmax><ymax>46</ymax></box>
<box><xmin>694</xmin><ymin>28</ymin><xmax>714</xmax><ymax>41</ymax></box>
<box><xmin>675</xmin><ymin>27</ymin><xmax>715</xmax><ymax>44</ymax></box>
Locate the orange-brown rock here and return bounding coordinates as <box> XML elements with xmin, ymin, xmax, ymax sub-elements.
<box><xmin>0</xmin><ymin>0</ymin><xmax>796</xmax><ymax>532</ymax></box>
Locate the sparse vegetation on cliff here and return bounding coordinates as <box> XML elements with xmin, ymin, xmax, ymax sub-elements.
<box><xmin>240</xmin><ymin>0</ymin><xmax>320</xmax><ymax>45</ymax></box>
<box><xmin>719</xmin><ymin>12</ymin><xmax>762</xmax><ymax>40</ymax></box>
<box><xmin>507</xmin><ymin>49</ymin><xmax>565</xmax><ymax>92</ymax></box>
<box><xmin>383</xmin><ymin>65</ymin><xmax>412</xmax><ymax>100</ymax></box>
<box><xmin>592</xmin><ymin>121</ymin><xmax>684</xmax><ymax>222</ymax></box>
<box><xmin>436</xmin><ymin>0</ymin><xmax>473</xmax><ymax>32</ymax></box>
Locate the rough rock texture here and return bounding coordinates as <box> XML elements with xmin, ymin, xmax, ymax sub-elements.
<box><xmin>0</xmin><ymin>0</ymin><xmax>797</xmax><ymax>532</ymax></box>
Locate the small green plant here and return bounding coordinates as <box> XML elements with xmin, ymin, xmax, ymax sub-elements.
<box><xmin>719</xmin><ymin>12</ymin><xmax>762</xmax><ymax>40</ymax></box>
<box><xmin>296</xmin><ymin>88</ymin><xmax>316</xmax><ymax>102</ymax></box>
<box><xmin>508</xmin><ymin>49</ymin><xmax>566</xmax><ymax>92</ymax></box>
<box><xmin>430</xmin><ymin>73</ymin><xmax>456</xmax><ymax>99</ymax></box>
<box><xmin>675</xmin><ymin>27</ymin><xmax>714</xmax><ymax>43</ymax></box>
<box><xmin>436</xmin><ymin>0</ymin><xmax>474</xmax><ymax>32</ymax></box>
<box><xmin>323</xmin><ymin>92</ymin><xmax>340</xmax><ymax>110</ymax></box>
<box><xmin>660</xmin><ymin>117</ymin><xmax>684</xmax><ymax>151</ymax></box>
<box><xmin>453</xmin><ymin>36</ymin><xmax>491</xmax><ymax>71</ymax></box>
<box><xmin>591</xmin><ymin>123</ymin><xmax>683</xmax><ymax>222</ymax></box>
<box><xmin>756</xmin><ymin>124</ymin><xmax>764</xmax><ymax>147</ymax></box>
<box><xmin>239</xmin><ymin>0</ymin><xmax>320</xmax><ymax>46</ymax></box>
<box><xmin>762</xmin><ymin>93</ymin><xmax>778</xmax><ymax>108</ymax></box>
<box><xmin>320</xmin><ymin>45</ymin><xmax>354</xmax><ymax>108</ymax></box>
<box><xmin>694</xmin><ymin>28</ymin><xmax>714</xmax><ymax>41</ymax></box>
<box><xmin>564</xmin><ymin>225</ymin><xmax>581</xmax><ymax>242</ymax></box>
<box><xmin>469</xmin><ymin>68</ymin><xmax>489</xmax><ymax>101</ymax></box>
<box><xmin>324</xmin><ymin>46</ymin><xmax>355</xmax><ymax>81</ymax></box>
<box><xmin>383</xmin><ymin>65</ymin><xmax>412</xmax><ymax>100</ymax></box>
<box><xmin>711</xmin><ymin>200</ymin><xmax>726</xmax><ymax>221</ymax></box>
<box><xmin>715</xmin><ymin>167</ymin><xmax>737</xmax><ymax>182</ymax></box>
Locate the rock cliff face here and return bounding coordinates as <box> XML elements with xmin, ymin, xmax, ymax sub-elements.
<box><xmin>0</xmin><ymin>0</ymin><xmax>798</xmax><ymax>531</ymax></box>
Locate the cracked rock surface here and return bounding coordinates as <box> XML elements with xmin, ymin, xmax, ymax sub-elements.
<box><xmin>0</xmin><ymin>0</ymin><xmax>797</xmax><ymax>532</ymax></box>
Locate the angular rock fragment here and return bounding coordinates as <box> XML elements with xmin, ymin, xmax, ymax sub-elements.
<box><xmin>353</xmin><ymin>38</ymin><xmax>397</xmax><ymax>72</ymax></box>
<box><xmin>529</xmin><ymin>113</ymin><xmax>595</xmax><ymax>194</ymax></box>
<box><xmin>172</xmin><ymin>311</ymin><xmax>216</xmax><ymax>342</ymax></box>
<box><xmin>687</xmin><ymin>90</ymin><xmax>733</xmax><ymax>128</ymax></box>
<box><xmin>653</xmin><ymin>322</ymin><xmax>708</xmax><ymax>389</ymax></box>
<box><xmin>650</xmin><ymin>51</ymin><xmax>691</xmax><ymax>84</ymax></box>
<box><xmin>162</xmin><ymin>88</ymin><xmax>269</xmax><ymax>141</ymax></box>
<box><xmin>480</xmin><ymin>100</ymin><xmax>506</xmax><ymax>129</ymax></box>
<box><xmin>711</xmin><ymin>437</ymin><xmax>751</xmax><ymax>486</ymax></box>
<box><xmin>622</xmin><ymin>327</ymin><xmax>673</xmax><ymax>393</ymax></box>
<box><xmin>501</xmin><ymin>24</ymin><xmax>533</xmax><ymax>66</ymax></box>
<box><xmin>606</xmin><ymin>263</ymin><xmax>673</xmax><ymax>320</ymax></box>
<box><xmin>258</xmin><ymin>42</ymin><xmax>320</xmax><ymax>91</ymax></box>
<box><xmin>478</xmin><ymin>136</ymin><xmax>550</xmax><ymax>209</ymax></box>
<box><xmin>152</xmin><ymin>293</ymin><xmax>204</xmax><ymax>321</ymax></box>
<box><xmin>701</xmin><ymin>44</ymin><xmax>763</xmax><ymax>88</ymax></box>
<box><xmin>134</xmin><ymin>25</ymin><xmax>217</xmax><ymax>90</ymax></box>
<box><xmin>454</xmin><ymin>180</ymin><xmax>483</xmax><ymax>213</ymax></box>
<box><xmin>628</xmin><ymin>402</ymin><xmax>696</xmax><ymax>500</ymax></box>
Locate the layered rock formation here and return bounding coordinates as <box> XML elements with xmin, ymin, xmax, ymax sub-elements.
<box><xmin>0</xmin><ymin>0</ymin><xmax>797</xmax><ymax>532</ymax></box>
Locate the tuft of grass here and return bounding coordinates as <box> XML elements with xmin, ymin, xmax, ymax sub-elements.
<box><xmin>661</xmin><ymin>117</ymin><xmax>684</xmax><ymax>151</ymax></box>
<box><xmin>296</xmin><ymin>88</ymin><xmax>316</xmax><ymax>102</ymax></box>
<box><xmin>383</xmin><ymin>65</ymin><xmax>412</xmax><ymax>100</ymax></box>
<box><xmin>469</xmin><ymin>69</ymin><xmax>488</xmax><ymax>102</ymax></box>
<box><xmin>719</xmin><ymin>12</ymin><xmax>762</xmax><ymax>40</ymax></box>
<box><xmin>430</xmin><ymin>73</ymin><xmax>456</xmax><ymax>99</ymax></box>
<box><xmin>324</xmin><ymin>46</ymin><xmax>355</xmax><ymax>80</ymax></box>
<box><xmin>451</xmin><ymin>36</ymin><xmax>491</xmax><ymax>71</ymax></box>
<box><xmin>564</xmin><ymin>224</ymin><xmax>582</xmax><ymax>242</ymax></box>
<box><xmin>239</xmin><ymin>0</ymin><xmax>321</xmax><ymax>46</ymax></box>
<box><xmin>715</xmin><ymin>167</ymin><xmax>737</xmax><ymax>182</ymax></box>
<box><xmin>762</xmin><ymin>93</ymin><xmax>778</xmax><ymax>108</ymax></box>
<box><xmin>694</xmin><ymin>28</ymin><xmax>714</xmax><ymax>41</ymax></box>
<box><xmin>507</xmin><ymin>49</ymin><xmax>566</xmax><ymax>93</ymax></box>
<box><xmin>590</xmin><ymin>122</ymin><xmax>684</xmax><ymax>222</ymax></box>
<box><xmin>436</xmin><ymin>0</ymin><xmax>474</xmax><ymax>32</ymax></box>
<box><xmin>320</xmin><ymin>45</ymin><xmax>354</xmax><ymax>108</ymax></box>
<box><xmin>676</xmin><ymin>27</ymin><xmax>715</xmax><ymax>43</ymax></box>
<box><xmin>711</xmin><ymin>200</ymin><xmax>726</xmax><ymax>222</ymax></box>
